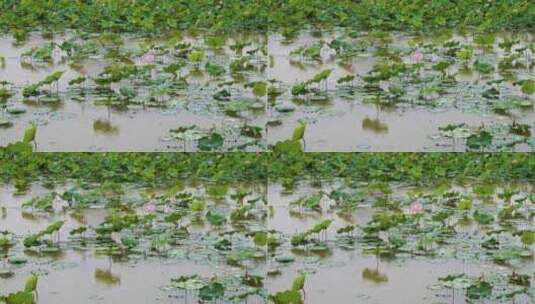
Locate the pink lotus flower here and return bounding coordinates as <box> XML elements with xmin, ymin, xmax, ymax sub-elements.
<box><xmin>409</xmin><ymin>200</ymin><xmax>424</xmax><ymax>214</ymax></box>
<box><xmin>143</xmin><ymin>202</ymin><xmax>156</xmax><ymax>214</ymax></box>
<box><xmin>411</xmin><ymin>51</ymin><xmax>424</xmax><ymax>63</ymax></box>
<box><xmin>141</xmin><ymin>52</ymin><xmax>155</xmax><ymax>65</ymax></box>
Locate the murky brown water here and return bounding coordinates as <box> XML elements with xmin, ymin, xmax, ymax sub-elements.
<box><xmin>267</xmin><ymin>100</ymin><xmax>510</xmax><ymax>152</ymax></box>
<box><xmin>0</xmin><ymin>100</ymin><xmax>262</xmax><ymax>152</ymax></box>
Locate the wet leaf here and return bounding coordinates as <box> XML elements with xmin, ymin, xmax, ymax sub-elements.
<box><xmin>198</xmin><ymin>133</ymin><xmax>224</xmax><ymax>151</ymax></box>
<box><xmin>199</xmin><ymin>281</ymin><xmax>225</xmax><ymax>301</ymax></box>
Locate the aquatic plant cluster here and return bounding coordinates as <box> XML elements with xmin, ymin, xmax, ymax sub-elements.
<box><xmin>0</xmin><ymin>30</ymin><xmax>268</xmax><ymax>151</ymax></box>
<box><xmin>0</xmin><ymin>153</ymin><xmax>534</xmax><ymax>303</ymax></box>
<box><xmin>1</xmin><ymin>29</ymin><xmax>535</xmax><ymax>151</ymax></box>
<box><xmin>267</xmin><ymin>30</ymin><xmax>535</xmax><ymax>151</ymax></box>
<box><xmin>1</xmin><ymin>0</ymin><xmax>534</xmax><ymax>35</ymax></box>
<box><xmin>0</xmin><ymin>153</ymin><xmax>534</xmax><ymax>190</ymax></box>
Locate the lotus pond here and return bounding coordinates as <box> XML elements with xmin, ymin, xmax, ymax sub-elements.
<box><xmin>1</xmin><ymin>175</ymin><xmax>533</xmax><ymax>303</ymax></box>
<box><xmin>0</xmin><ymin>31</ymin><xmax>268</xmax><ymax>151</ymax></box>
<box><xmin>267</xmin><ymin>30</ymin><xmax>535</xmax><ymax>152</ymax></box>
<box><xmin>1</xmin><ymin>29</ymin><xmax>535</xmax><ymax>151</ymax></box>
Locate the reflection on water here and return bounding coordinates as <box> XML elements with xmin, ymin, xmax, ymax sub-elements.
<box><xmin>362</xmin><ymin>117</ymin><xmax>388</xmax><ymax>134</ymax></box>
<box><xmin>22</xmin><ymin>97</ymin><xmax>64</xmax><ymax>111</ymax></box>
<box><xmin>93</xmin><ymin>119</ymin><xmax>120</xmax><ymax>136</ymax></box>
<box><xmin>94</xmin><ymin>268</ymin><xmax>121</xmax><ymax>286</ymax></box>
<box><xmin>361</xmin><ymin>267</ymin><xmax>389</xmax><ymax>284</ymax></box>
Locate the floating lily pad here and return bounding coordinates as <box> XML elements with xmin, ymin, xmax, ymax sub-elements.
<box><xmin>6</xmin><ymin>106</ymin><xmax>26</xmax><ymax>114</ymax></box>
<box><xmin>8</xmin><ymin>256</ymin><xmax>28</xmax><ymax>264</ymax></box>
<box><xmin>0</xmin><ymin>118</ymin><xmax>13</xmax><ymax>127</ymax></box>
<box><xmin>274</xmin><ymin>255</ymin><xmax>295</xmax><ymax>263</ymax></box>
